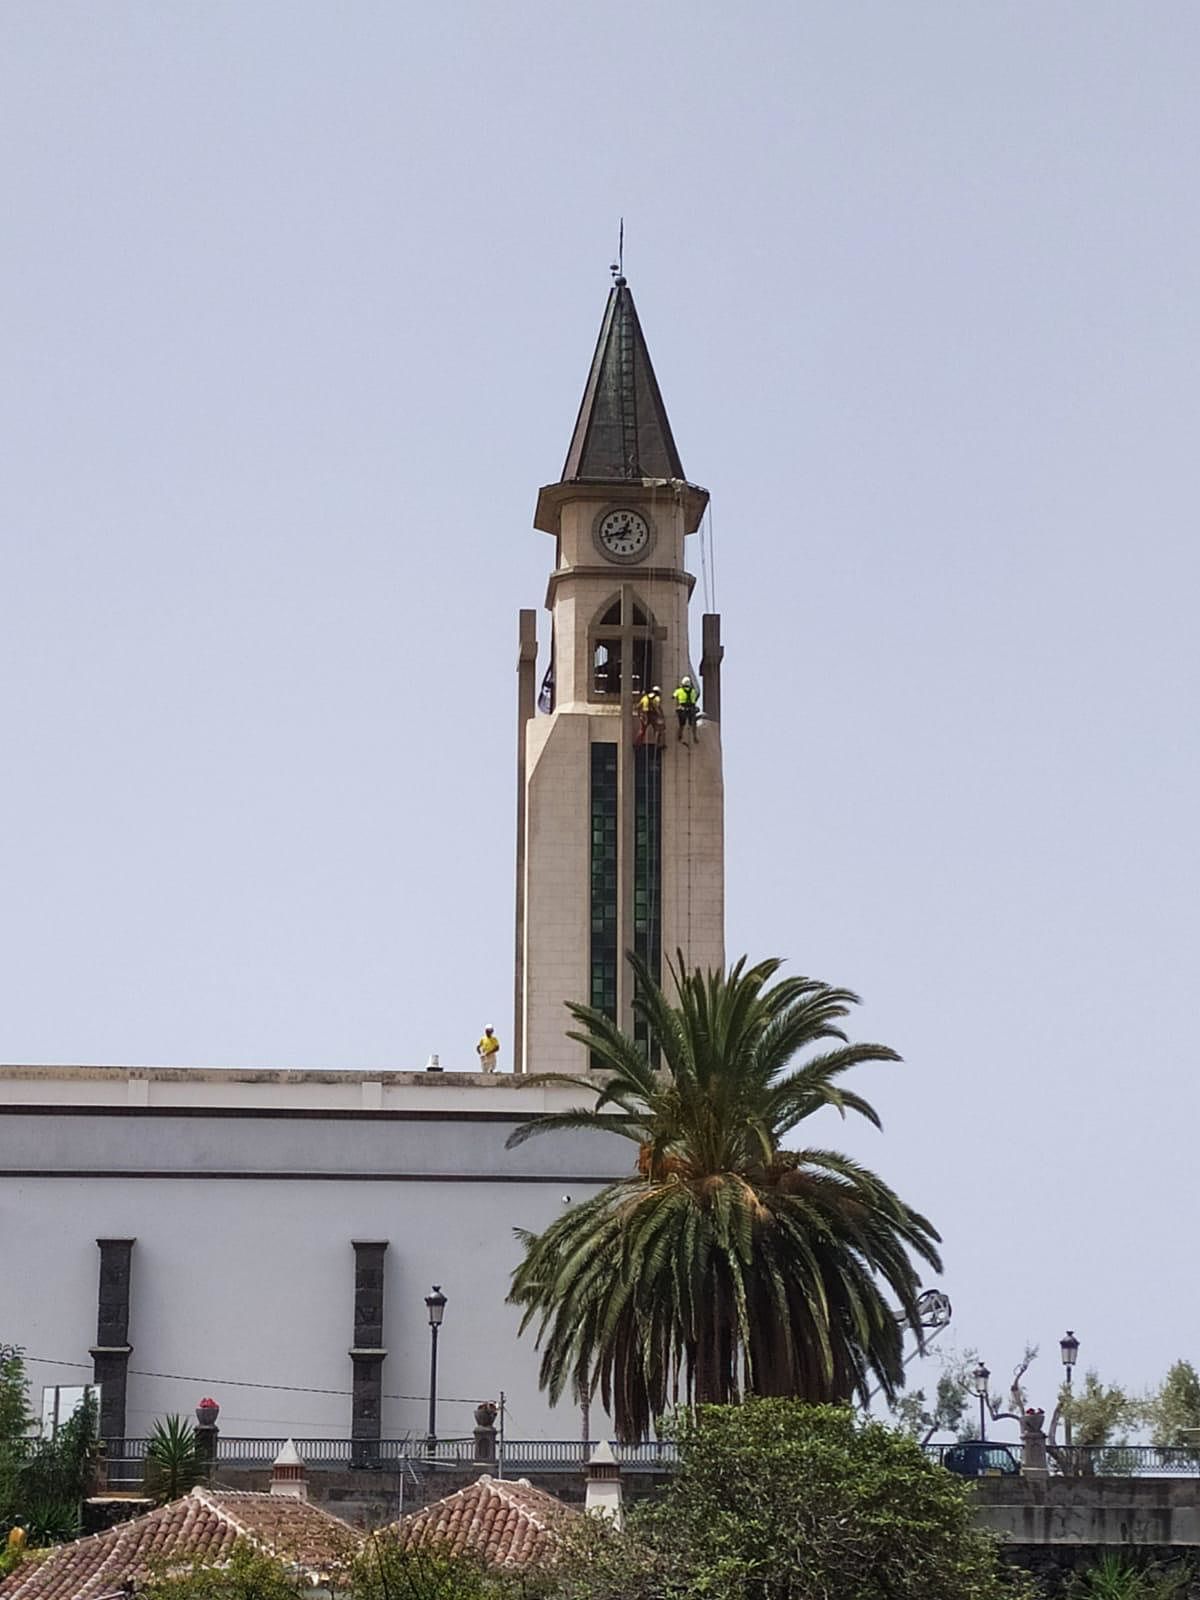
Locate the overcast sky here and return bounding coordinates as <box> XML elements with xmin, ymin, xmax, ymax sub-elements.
<box><xmin>2</xmin><ymin>3</ymin><xmax>1197</xmax><ymax>1410</ymax></box>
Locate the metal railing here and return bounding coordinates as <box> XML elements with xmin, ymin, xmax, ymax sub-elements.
<box><xmin>920</xmin><ymin>1442</ymin><xmax>1200</xmax><ymax>1478</ymax></box>
<box><xmin>101</xmin><ymin>1436</ymin><xmax>1200</xmax><ymax>1489</ymax></box>
<box><xmin>426</xmin><ymin>1438</ymin><xmax>677</xmax><ymax>1469</ymax></box>
<box><xmin>105</xmin><ymin>1437</ymin><xmax>429</xmax><ymax>1464</ymax></box>
<box><xmin>100</xmin><ymin>1435</ymin><xmax>678</xmax><ymax>1486</ymax></box>
<box><xmin>1049</xmin><ymin>1445</ymin><xmax>1200</xmax><ymax>1478</ymax></box>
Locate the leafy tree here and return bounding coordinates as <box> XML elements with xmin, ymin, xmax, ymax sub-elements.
<box><xmin>1057</xmin><ymin>1371</ymin><xmax>1140</xmax><ymax>1450</ymax></box>
<box><xmin>0</xmin><ymin>1348</ymin><xmax>32</xmax><ymax>1447</ymax></box>
<box><xmin>138</xmin><ymin>1536</ymin><xmax>536</xmax><ymax>1600</ymax></box>
<box><xmin>1</xmin><ymin>1359</ymin><xmax>97</xmax><ymax>1546</ymax></box>
<box><xmin>889</xmin><ymin>1347</ymin><xmax>978</xmax><ymax>1443</ymax></box>
<box><xmin>352</xmin><ymin>1534</ymin><xmax>529</xmax><ymax>1600</ymax></box>
<box><xmin>0</xmin><ymin>1348</ymin><xmax>33</xmax><ymax>1535</ymax></box>
<box><xmin>145</xmin><ymin>1415</ymin><xmax>202</xmax><ymax>1504</ymax></box>
<box><xmin>553</xmin><ymin>1399</ymin><xmax>1031</xmax><ymax>1600</ymax></box>
<box><xmin>552</xmin><ymin>1514</ymin><xmax>673</xmax><ymax>1600</ymax></box>
<box><xmin>1145</xmin><ymin>1360</ymin><xmax>1200</xmax><ymax>1450</ymax></box>
<box><xmin>507</xmin><ymin>953</ymin><xmax>942</xmax><ymax>1442</ymax></box>
<box><xmin>140</xmin><ymin>1540</ymin><xmax>309</xmax><ymax>1600</ymax></box>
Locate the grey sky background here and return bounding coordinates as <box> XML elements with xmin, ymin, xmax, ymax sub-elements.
<box><xmin>2</xmin><ymin>3</ymin><xmax>1197</xmax><ymax>1414</ymax></box>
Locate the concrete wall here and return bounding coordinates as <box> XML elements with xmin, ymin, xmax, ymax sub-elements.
<box><xmin>521</xmin><ymin>711</ymin><xmax>597</xmax><ymax>1076</ymax></box>
<box><xmin>660</xmin><ymin>723</ymin><xmax>724</xmax><ymax>979</ymax></box>
<box><xmin>0</xmin><ymin>1068</ymin><xmax>631</xmax><ymax>1443</ymax></box>
<box><xmin>973</xmin><ymin>1476</ymin><xmax>1200</xmax><ymax>1546</ymax></box>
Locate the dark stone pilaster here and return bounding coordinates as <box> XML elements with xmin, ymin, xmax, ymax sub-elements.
<box><xmin>473</xmin><ymin>1402</ymin><xmax>498</xmax><ymax>1462</ymax></box>
<box><xmin>194</xmin><ymin>1423</ymin><xmax>218</xmax><ymax>1478</ymax></box>
<box><xmin>90</xmin><ymin>1238</ymin><xmax>135</xmax><ymax>1446</ymax></box>
<box><xmin>701</xmin><ymin>612</ymin><xmax>723</xmax><ymax>723</ymax></box>
<box><xmin>349</xmin><ymin>1240</ymin><xmax>387</xmax><ymax>1467</ymax></box>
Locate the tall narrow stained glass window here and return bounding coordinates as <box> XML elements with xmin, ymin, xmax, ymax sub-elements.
<box><xmin>589</xmin><ymin>742</ymin><xmax>619</xmax><ymax>1021</ymax></box>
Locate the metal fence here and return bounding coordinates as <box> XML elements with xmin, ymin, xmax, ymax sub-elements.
<box><xmin>100</xmin><ymin>1436</ymin><xmax>679</xmax><ymax>1489</ymax></box>
<box><xmin>1049</xmin><ymin>1445</ymin><xmax>1200</xmax><ymax>1478</ymax></box>
<box><xmin>427</xmin><ymin>1438</ymin><xmax>677</xmax><ymax>1469</ymax></box>
<box><xmin>105</xmin><ymin>1437</ymin><xmax>434</xmax><ymax>1464</ymax></box>
<box><xmin>102</xmin><ymin>1436</ymin><xmax>1200</xmax><ymax>1492</ymax></box>
<box><xmin>920</xmin><ymin>1442</ymin><xmax>1200</xmax><ymax>1478</ymax></box>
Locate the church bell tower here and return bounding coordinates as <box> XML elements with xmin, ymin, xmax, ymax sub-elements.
<box><xmin>514</xmin><ymin>278</ymin><xmax>725</xmax><ymax>1073</ymax></box>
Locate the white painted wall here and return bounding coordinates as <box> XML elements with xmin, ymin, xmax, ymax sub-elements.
<box><xmin>0</xmin><ymin>1068</ymin><xmax>630</xmax><ymax>1444</ymax></box>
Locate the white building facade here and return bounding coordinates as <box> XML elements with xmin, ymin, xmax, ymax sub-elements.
<box><xmin>0</xmin><ymin>1066</ymin><xmax>626</xmax><ymax>1446</ymax></box>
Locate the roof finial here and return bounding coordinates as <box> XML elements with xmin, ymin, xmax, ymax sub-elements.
<box><xmin>609</xmin><ymin>218</ymin><xmax>625</xmax><ymax>287</ymax></box>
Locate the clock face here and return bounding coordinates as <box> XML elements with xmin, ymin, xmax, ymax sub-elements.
<box><xmin>597</xmin><ymin>508</ymin><xmax>651</xmax><ymax>560</ymax></box>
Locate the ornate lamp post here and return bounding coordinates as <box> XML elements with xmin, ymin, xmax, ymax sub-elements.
<box><xmin>425</xmin><ymin>1285</ymin><xmax>447</xmax><ymax>1454</ymax></box>
<box><xmin>1060</xmin><ymin>1330</ymin><xmax>1079</xmax><ymax>1449</ymax></box>
<box><xmin>971</xmin><ymin>1361</ymin><xmax>991</xmax><ymax>1442</ymax></box>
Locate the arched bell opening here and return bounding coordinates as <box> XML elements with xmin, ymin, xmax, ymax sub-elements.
<box><xmin>589</xmin><ymin>593</ymin><xmax>661</xmax><ymax>703</ymax></box>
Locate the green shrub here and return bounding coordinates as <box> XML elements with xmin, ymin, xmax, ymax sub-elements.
<box><xmin>1067</xmin><ymin>1553</ymin><xmax>1198</xmax><ymax>1600</ymax></box>
<box><xmin>554</xmin><ymin>1400</ymin><xmax>1032</xmax><ymax>1600</ymax></box>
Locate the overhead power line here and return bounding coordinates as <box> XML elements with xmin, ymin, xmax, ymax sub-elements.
<box><xmin>22</xmin><ymin>1354</ymin><xmax>481</xmax><ymax>1407</ymax></box>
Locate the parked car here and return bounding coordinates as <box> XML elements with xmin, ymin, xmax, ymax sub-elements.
<box><xmin>942</xmin><ymin>1441</ymin><xmax>1020</xmax><ymax>1478</ymax></box>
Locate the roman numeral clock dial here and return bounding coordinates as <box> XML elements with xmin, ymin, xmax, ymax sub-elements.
<box><xmin>596</xmin><ymin>507</ymin><xmax>651</xmax><ymax>561</ymax></box>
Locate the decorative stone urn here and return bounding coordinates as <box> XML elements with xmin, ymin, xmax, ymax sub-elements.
<box><xmin>195</xmin><ymin>1398</ymin><xmax>220</xmax><ymax>1428</ymax></box>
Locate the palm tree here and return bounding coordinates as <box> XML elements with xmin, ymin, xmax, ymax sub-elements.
<box><xmin>506</xmin><ymin>953</ymin><xmax>942</xmax><ymax>1443</ymax></box>
<box><xmin>144</xmin><ymin>1415</ymin><xmax>200</xmax><ymax>1503</ymax></box>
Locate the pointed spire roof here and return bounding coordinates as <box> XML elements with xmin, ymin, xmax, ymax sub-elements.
<box><xmin>561</xmin><ymin>279</ymin><xmax>686</xmax><ymax>483</ymax></box>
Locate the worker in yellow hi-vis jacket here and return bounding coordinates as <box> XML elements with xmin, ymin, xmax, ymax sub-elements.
<box><xmin>476</xmin><ymin>1028</ymin><xmax>500</xmax><ymax>1072</ymax></box>
<box><xmin>636</xmin><ymin>686</ymin><xmax>665</xmax><ymax>748</ymax></box>
<box><xmin>673</xmin><ymin>676</ymin><xmax>699</xmax><ymax>744</ymax></box>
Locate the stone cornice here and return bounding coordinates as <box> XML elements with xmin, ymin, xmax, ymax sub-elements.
<box><xmin>534</xmin><ymin>477</ymin><xmax>708</xmax><ymax>537</ymax></box>
<box><xmin>545</xmin><ymin>564</ymin><xmax>695</xmax><ymax>609</ymax></box>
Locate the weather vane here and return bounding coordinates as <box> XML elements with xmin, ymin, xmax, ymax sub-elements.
<box><xmin>609</xmin><ymin>218</ymin><xmax>625</xmax><ymax>284</ymax></box>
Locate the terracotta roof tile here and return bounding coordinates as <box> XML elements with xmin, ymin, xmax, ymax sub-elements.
<box><xmin>0</xmin><ymin>1489</ymin><xmax>358</xmax><ymax>1600</ymax></box>
<box><xmin>387</xmin><ymin>1475</ymin><xmax>577</xmax><ymax>1572</ymax></box>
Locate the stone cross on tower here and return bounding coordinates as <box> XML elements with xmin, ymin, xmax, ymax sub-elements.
<box><xmin>513</xmin><ymin>279</ymin><xmax>725</xmax><ymax>1074</ymax></box>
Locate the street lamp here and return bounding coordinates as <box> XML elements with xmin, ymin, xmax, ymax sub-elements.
<box><xmin>1060</xmin><ymin>1330</ymin><xmax>1079</xmax><ymax>1450</ymax></box>
<box><xmin>425</xmin><ymin>1285</ymin><xmax>447</xmax><ymax>1453</ymax></box>
<box><xmin>971</xmin><ymin>1361</ymin><xmax>991</xmax><ymax>1442</ymax></box>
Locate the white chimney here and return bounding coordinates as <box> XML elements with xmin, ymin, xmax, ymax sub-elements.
<box><xmin>270</xmin><ymin>1438</ymin><xmax>308</xmax><ymax>1500</ymax></box>
<box><xmin>585</xmin><ymin>1440</ymin><xmax>623</xmax><ymax>1530</ymax></box>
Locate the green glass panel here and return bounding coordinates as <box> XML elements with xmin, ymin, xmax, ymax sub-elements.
<box><xmin>590</xmin><ymin>743</ymin><xmax>619</xmax><ymax>1022</ymax></box>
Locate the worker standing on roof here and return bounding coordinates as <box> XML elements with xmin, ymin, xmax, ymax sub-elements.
<box><xmin>476</xmin><ymin>1028</ymin><xmax>500</xmax><ymax>1072</ymax></box>
<box><xmin>673</xmin><ymin>676</ymin><xmax>699</xmax><ymax>744</ymax></box>
<box><xmin>636</xmin><ymin>686</ymin><xmax>665</xmax><ymax>748</ymax></box>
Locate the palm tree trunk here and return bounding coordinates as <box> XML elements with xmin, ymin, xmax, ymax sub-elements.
<box><xmin>694</xmin><ymin>1277</ymin><xmax>737</xmax><ymax>1405</ymax></box>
